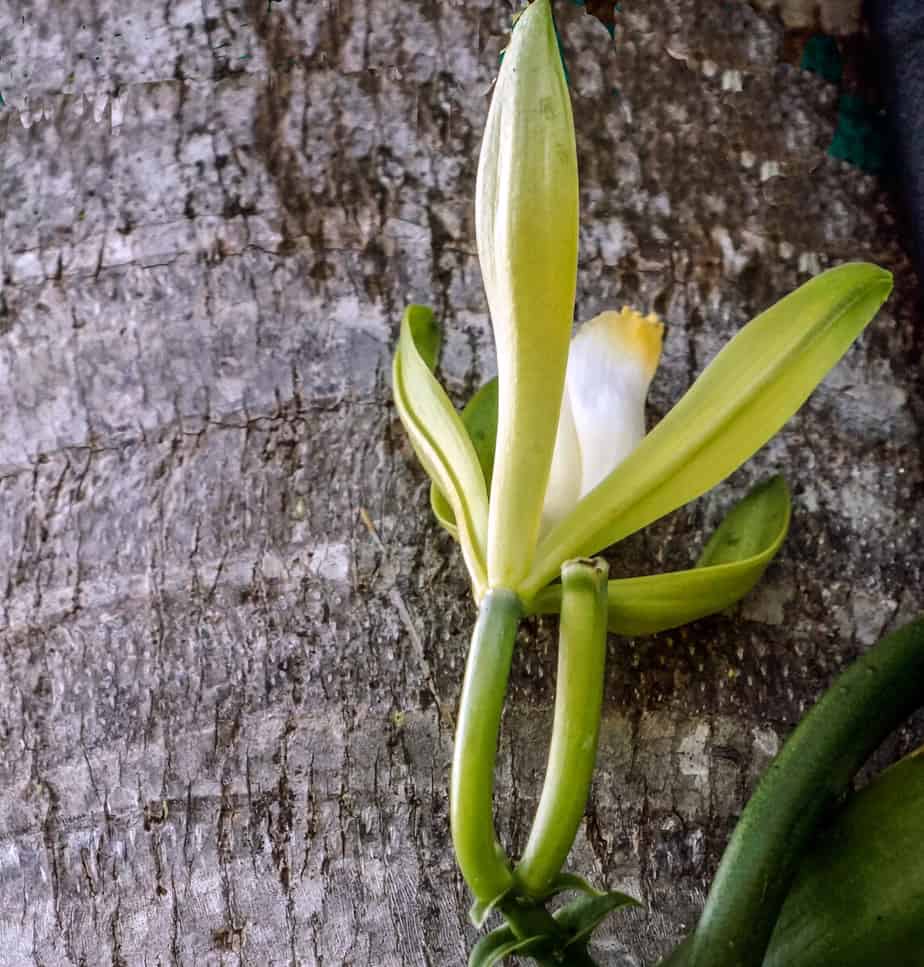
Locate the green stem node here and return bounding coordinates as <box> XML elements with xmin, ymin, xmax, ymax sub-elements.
<box><xmin>497</xmin><ymin>895</ymin><xmax>599</xmax><ymax>967</ymax></box>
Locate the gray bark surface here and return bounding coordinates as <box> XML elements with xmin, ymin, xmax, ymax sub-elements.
<box><xmin>1</xmin><ymin>2</ymin><xmax>922</xmax><ymax>965</ymax></box>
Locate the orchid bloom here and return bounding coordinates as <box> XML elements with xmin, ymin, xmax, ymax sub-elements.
<box><xmin>391</xmin><ymin>0</ymin><xmax>893</xmax><ymax>954</ymax></box>
<box><xmin>392</xmin><ymin>0</ymin><xmax>891</xmax><ymax>620</ymax></box>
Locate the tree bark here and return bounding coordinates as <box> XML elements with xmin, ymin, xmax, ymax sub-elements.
<box><xmin>1</xmin><ymin>2</ymin><xmax>921</xmax><ymax>965</ymax></box>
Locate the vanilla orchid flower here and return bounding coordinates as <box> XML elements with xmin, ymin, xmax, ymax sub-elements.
<box><xmin>393</xmin><ymin>0</ymin><xmax>891</xmax><ymax>613</ymax></box>
<box><xmin>542</xmin><ymin>308</ymin><xmax>664</xmax><ymax>536</ymax></box>
<box><xmin>390</xmin><ymin>1</ymin><xmax>894</xmax><ymax>953</ymax></box>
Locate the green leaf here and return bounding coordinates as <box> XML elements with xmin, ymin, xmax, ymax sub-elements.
<box><xmin>764</xmin><ymin>748</ymin><xmax>924</xmax><ymax>967</ymax></box>
<box><xmin>523</xmin><ymin>263</ymin><xmax>892</xmax><ymax>598</ymax></box>
<box><xmin>535</xmin><ymin>871</ymin><xmax>607</xmax><ymax>901</ymax></box>
<box><xmin>468</xmin><ymin>925</ymin><xmax>552</xmax><ymax>967</ymax></box>
<box><xmin>406</xmin><ymin>304</ymin><xmax>441</xmax><ymax>372</ymax></box>
<box><xmin>684</xmin><ymin>617</ymin><xmax>924</xmax><ymax>967</ymax></box>
<box><xmin>393</xmin><ymin>306</ymin><xmax>489</xmax><ymax>594</ymax></box>
<box><xmin>469</xmin><ymin>876</ymin><xmax>514</xmax><ymax>929</ymax></box>
<box><xmin>554</xmin><ymin>891</ymin><xmax>641</xmax><ymax>948</ymax></box>
<box><xmin>530</xmin><ymin>476</ymin><xmax>791</xmax><ymax>635</ymax></box>
<box><xmin>431</xmin><ymin>378</ymin><xmax>499</xmax><ymax>540</ymax></box>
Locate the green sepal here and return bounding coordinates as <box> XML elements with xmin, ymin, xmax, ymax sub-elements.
<box><xmin>405</xmin><ymin>303</ymin><xmax>441</xmax><ymax>372</ymax></box>
<box><xmin>468</xmin><ymin>924</ymin><xmax>552</xmax><ymax>967</ymax></box>
<box><xmin>432</xmin><ymin>378</ymin><xmax>499</xmax><ymax>539</ymax></box>
<box><xmin>393</xmin><ymin>306</ymin><xmax>489</xmax><ymax>594</ymax></box>
<box><xmin>554</xmin><ymin>890</ymin><xmax>642</xmax><ymax>948</ymax></box>
<box><xmin>476</xmin><ymin>0</ymin><xmax>578</xmax><ymax>591</ymax></box>
<box><xmin>696</xmin><ymin>475</ymin><xmax>790</xmax><ymax>568</ymax></box>
<box><xmin>531</xmin><ymin>476</ymin><xmax>790</xmax><ymax>635</ymax></box>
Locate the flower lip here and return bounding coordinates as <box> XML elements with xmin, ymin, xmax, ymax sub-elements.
<box><xmin>523</xmin><ymin>262</ymin><xmax>893</xmax><ymax>601</ymax></box>
<box><xmin>592</xmin><ymin>308</ymin><xmax>664</xmax><ymax>383</ymax></box>
<box><xmin>542</xmin><ymin>307</ymin><xmax>664</xmax><ymax>535</ymax></box>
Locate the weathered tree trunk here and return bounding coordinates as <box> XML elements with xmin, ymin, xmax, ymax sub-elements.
<box><xmin>1</xmin><ymin>2</ymin><xmax>921</xmax><ymax>965</ymax></box>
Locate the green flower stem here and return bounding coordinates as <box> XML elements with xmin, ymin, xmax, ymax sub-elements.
<box><xmin>451</xmin><ymin>588</ymin><xmax>520</xmax><ymax>905</ymax></box>
<box><xmin>515</xmin><ymin>558</ymin><xmax>609</xmax><ymax>897</ymax></box>
<box><xmin>452</xmin><ymin>586</ymin><xmax>606</xmax><ymax>966</ymax></box>
<box><xmin>682</xmin><ymin>616</ymin><xmax>924</xmax><ymax>967</ymax></box>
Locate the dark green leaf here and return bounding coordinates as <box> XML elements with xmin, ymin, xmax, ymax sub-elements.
<box><xmin>683</xmin><ymin>617</ymin><xmax>924</xmax><ymax>967</ymax></box>
<box><xmin>468</xmin><ymin>925</ymin><xmax>514</xmax><ymax>966</ymax></box>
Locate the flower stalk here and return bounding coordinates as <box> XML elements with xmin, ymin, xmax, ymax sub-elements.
<box><xmin>516</xmin><ymin>558</ymin><xmax>609</xmax><ymax>897</ymax></box>
<box><xmin>450</xmin><ymin>588</ymin><xmax>520</xmax><ymax>906</ymax></box>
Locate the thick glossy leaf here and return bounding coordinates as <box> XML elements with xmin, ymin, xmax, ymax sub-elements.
<box><xmin>554</xmin><ymin>891</ymin><xmax>641</xmax><ymax>948</ymax></box>
<box><xmin>393</xmin><ymin>306</ymin><xmax>489</xmax><ymax>593</ymax></box>
<box><xmin>468</xmin><ymin>925</ymin><xmax>552</xmax><ymax>967</ymax></box>
<box><xmin>684</xmin><ymin>617</ymin><xmax>924</xmax><ymax>967</ymax></box>
<box><xmin>764</xmin><ymin>748</ymin><xmax>924</xmax><ymax>967</ymax></box>
<box><xmin>530</xmin><ymin>476</ymin><xmax>791</xmax><ymax>635</ymax></box>
<box><xmin>477</xmin><ymin>0</ymin><xmax>578</xmax><ymax>589</ymax></box>
<box><xmin>431</xmin><ymin>379</ymin><xmax>499</xmax><ymax>540</ymax></box>
<box><xmin>523</xmin><ymin>263</ymin><xmax>891</xmax><ymax>598</ymax></box>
